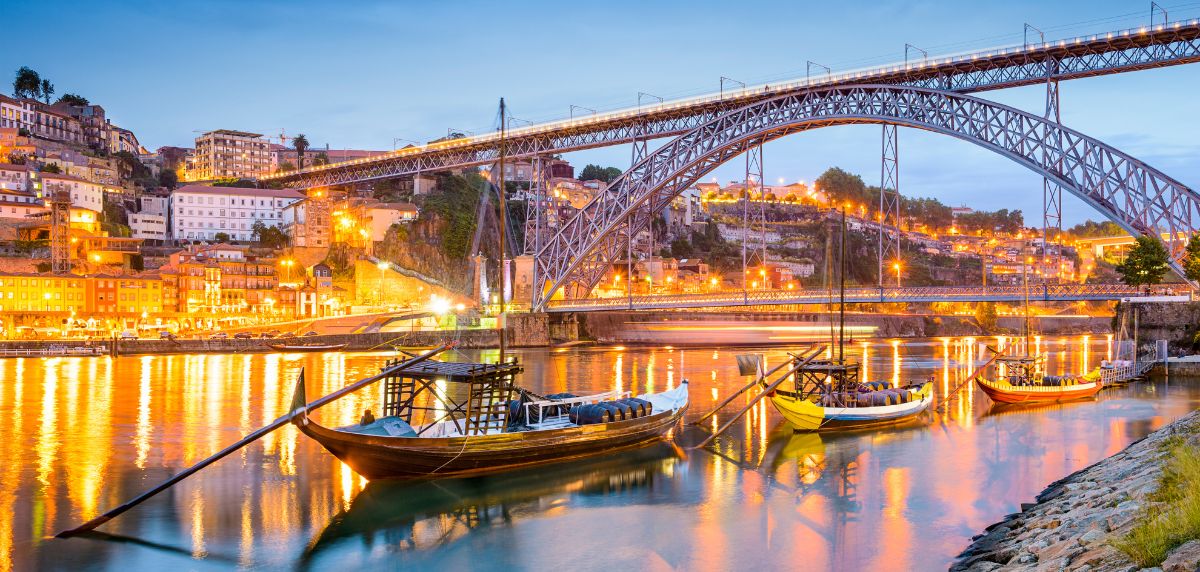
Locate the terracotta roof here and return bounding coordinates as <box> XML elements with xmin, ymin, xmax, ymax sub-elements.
<box><xmin>173</xmin><ymin>184</ymin><xmax>304</xmax><ymax>200</ymax></box>
<box><xmin>40</xmin><ymin>173</ymin><xmax>101</xmax><ymax>185</ymax></box>
<box><xmin>0</xmin><ymin>163</ymin><xmax>29</xmax><ymax>172</ymax></box>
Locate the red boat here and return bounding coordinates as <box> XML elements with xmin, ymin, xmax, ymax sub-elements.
<box><xmin>975</xmin><ymin>355</ymin><xmax>1103</xmax><ymax>405</ymax></box>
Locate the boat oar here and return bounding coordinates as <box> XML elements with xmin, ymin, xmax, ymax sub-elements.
<box><xmin>692</xmin><ymin>347</ymin><xmax>820</xmax><ymax>426</ymax></box>
<box><xmin>690</xmin><ymin>345</ymin><xmax>826</xmax><ymax>450</ymax></box>
<box><xmin>935</xmin><ymin>344</ymin><xmax>1002</xmax><ymax>412</ymax></box>
<box><xmin>55</xmin><ymin>342</ymin><xmax>454</xmax><ymax>538</ymax></box>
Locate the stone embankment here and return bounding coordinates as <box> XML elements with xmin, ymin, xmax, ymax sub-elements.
<box><xmin>953</xmin><ymin>410</ymin><xmax>1200</xmax><ymax>572</ymax></box>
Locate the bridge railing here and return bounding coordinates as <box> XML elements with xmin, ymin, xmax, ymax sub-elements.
<box><xmin>544</xmin><ymin>283</ymin><xmax>1150</xmax><ymax>311</ymax></box>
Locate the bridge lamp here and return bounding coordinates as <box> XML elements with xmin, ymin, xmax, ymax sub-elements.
<box><xmin>892</xmin><ymin>262</ymin><xmax>902</xmax><ymax>288</ymax></box>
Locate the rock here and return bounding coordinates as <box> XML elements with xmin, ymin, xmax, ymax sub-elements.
<box><xmin>1080</xmin><ymin>529</ymin><xmax>1107</xmax><ymax>546</ymax></box>
<box><xmin>1161</xmin><ymin>539</ymin><xmax>1200</xmax><ymax>572</ymax></box>
<box><xmin>966</xmin><ymin>562</ymin><xmax>1003</xmax><ymax>572</ymax></box>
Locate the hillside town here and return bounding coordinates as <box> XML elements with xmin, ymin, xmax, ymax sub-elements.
<box><xmin>0</xmin><ymin>66</ymin><xmax>1140</xmax><ymax>338</ymax></box>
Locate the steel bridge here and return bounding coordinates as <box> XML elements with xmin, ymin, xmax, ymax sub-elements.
<box><xmin>263</xmin><ymin>20</ymin><xmax>1200</xmax><ymax>189</ymax></box>
<box><xmin>545</xmin><ymin>283</ymin><xmax>1168</xmax><ymax>313</ymax></box>
<box><xmin>259</xmin><ymin>18</ymin><xmax>1200</xmax><ymax>311</ymax></box>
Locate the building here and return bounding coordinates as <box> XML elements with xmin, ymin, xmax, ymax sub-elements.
<box><xmin>188</xmin><ymin>130</ymin><xmax>271</xmax><ymax>180</ymax></box>
<box><xmin>108</xmin><ymin>125</ymin><xmax>143</xmax><ymax>155</ymax></box>
<box><xmin>161</xmin><ymin>244</ymin><xmax>278</xmax><ymax>314</ymax></box>
<box><xmin>270</xmin><ymin>145</ymin><xmax>387</xmax><ymax>172</ymax></box>
<box><xmin>170</xmin><ymin>184</ymin><xmax>304</xmax><ymax>241</ymax></box>
<box><xmin>39</xmin><ymin>173</ymin><xmax>106</xmax><ymax>213</ymax></box>
<box><xmin>129</xmin><ymin>212</ymin><xmax>168</xmax><ymax>241</ymax></box>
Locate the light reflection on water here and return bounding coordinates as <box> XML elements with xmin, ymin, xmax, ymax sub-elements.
<box><xmin>0</xmin><ymin>336</ymin><xmax>1194</xmax><ymax>570</ymax></box>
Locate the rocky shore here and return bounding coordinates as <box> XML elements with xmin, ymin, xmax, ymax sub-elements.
<box><xmin>953</xmin><ymin>410</ymin><xmax>1200</xmax><ymax>572</ymax></box>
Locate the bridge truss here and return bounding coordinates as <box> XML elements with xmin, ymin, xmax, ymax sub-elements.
<box><xmin>263</xmin><ymin>21</ymin><xmax>1200</xmax><ymax>189</ymax></box>
<box><xmin>531</xmin><ymin>85</ymin><xmax>1200</xmax><ymax>309</ymax></box>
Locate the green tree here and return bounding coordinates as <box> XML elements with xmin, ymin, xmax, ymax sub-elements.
<box><xmin>40</xmin><ymin>163</ymin><xmax>61</xmax><ymax>174</ymax></box>
<box><xmin>277</xmin><ymin>161</ymin><xmax>296</xmax><ymax>172</ymax></box>
<box><xmin>1115</xmin><ymin>235</ymin><xmax>1170</xmax><ymax>285</ymax></box>
<box><xmin>158</xmin><ymin>168</ymin><xmax>178</xmax><ymax>189</ymax></box>
<box><xmin>12</xmin><ymin>67</ymin><xmax>40</xmax><ymax>99</ymax></box>
<box><xmin>292</xmin><ymin>134</ymin><xmax>309</xmax><ymax>169</ymax></box>
<box><xmin>39</xmin><ymin>79</ymin><xmax>53</xmax><ymax>104</ymax></box>
<box><xmin>1183</xmin><ymin>233</ymin><xmax>1200</xmax><ymax>284</ymax></box>
<box><xmin>578</xmin><ymin>164</ymin><xmax>622</xmax><ymax>183</ymax></box>
<box><xmin>312</xmin><ymin>152</ymin><xmax>329</xmax><ymax>166</ymax></box>
<box><xmin>213</xmin><ymin>232</ymin><xmax>231</xmax><ymax>243</ymax></box>
<box><xmin>816</xmin><ymin>167</ymin><xmax>867</xmax><ymax>206</ymax></box>
<box><xmin>56</xmin><ymin>93</ymin><xmax>89</xmax><ymax>106</ymax></box>
<box><xmin>975</xmin><ymin>302</ymin><xmax>998</xmax><ymax>333</ymax></box>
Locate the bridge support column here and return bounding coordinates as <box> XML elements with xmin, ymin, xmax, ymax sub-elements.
<box><xmin>1042</xmin><ymin>58</ymin><xmax>1063</xmax><ymax>283</ymax></box>
<box><xmin>743</xmin><ymin>139</ymin><xmax>766</xmax><ymax>304</ymax></box>
<box><xmin>878</xmin><ymin>125</ymin><xmax>900</xmax><ymax>288</ymax></box>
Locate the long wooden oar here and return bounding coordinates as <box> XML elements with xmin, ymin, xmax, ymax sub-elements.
<box><xmin>935</xmin><ymin>344</ymin><xmax>1001</xmax><ymax>412</ymax></box>
<box><xmin>691</xmin><ymin>345</ymin><xmax>826</xmax><ymax>450</ymax></box>
<box><xmin>56</xmin><ymin>342</ymin><xmax>454</xmax><ymax>538</ymax></box>
<box><xmin>692</xmin><ymin>347</ymin><xmax>820</xmax><ymax>426</ymax></box>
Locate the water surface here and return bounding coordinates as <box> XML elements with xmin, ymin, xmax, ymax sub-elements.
<box><xmin>3</xmin><ymin>336</ymin><xmax>1196</xmax><ymax>571</ymax></box>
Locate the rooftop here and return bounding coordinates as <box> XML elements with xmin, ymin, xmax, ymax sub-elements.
<box><xmin>173</xmin><ymin>184</ymin><xmax>304</xmax><ymax>200</ymax></box>
<box><xmin>199</xmin><ymin>129</ymin><xmax>264</xmax><ymax>139</ymax></box>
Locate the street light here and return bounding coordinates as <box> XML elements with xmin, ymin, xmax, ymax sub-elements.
<box><xmin>377</xmin><ymin>261</ymin><xmax>389</xmax><ymax>306</ymax></box>
<box><xmin>892</xmin><ymin>262</ymin><xmax>902</xmax><ymax>288</ymax></box>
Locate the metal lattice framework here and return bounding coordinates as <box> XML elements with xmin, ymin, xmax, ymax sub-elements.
<box><xmin>532</xmin><ymin>85</ymin><xmax>1200</xmax><ymax>310</ymax></box>
<box><xmin>263</xmin><ymin>21</ymin><xmax>1200</xmax><ymax>190</ymax></box>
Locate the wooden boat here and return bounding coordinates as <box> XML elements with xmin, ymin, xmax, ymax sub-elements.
<box><xmin>766</xmin><ymin>359</ymin><xmax>934</xmax><ymax>432</ymax></box>
<box><xmin>975</xmin><ymin>354</ymin><xmax>1102</xmax><ymax>405</ymax></box>
<box><xmin>268</xmin><ymin>342</ymin><xmax>349</xmax><ymax>352</ymax></box>
<box><xmin>292</xmin><ymin>358</ymin><xmax>689</xmax><ymax>479</ymax></box>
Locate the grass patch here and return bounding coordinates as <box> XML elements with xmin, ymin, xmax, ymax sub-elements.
<box><xmin>1111</xmin><ymin>440</ymin><xmax>1200</xmax><ymax>567</ymax></box>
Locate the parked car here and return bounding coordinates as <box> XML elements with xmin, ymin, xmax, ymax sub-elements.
<box><xmin>234</xmin><ymin>332</ymin><xmax>253</xmax><ymax>339</ymax></box>
<box><xmin>259</xmin><ymin>331</ymin><xmax>276</xmax><ymax>339</ymax></box>
<box><xmin>209</xmin><ymin>332</ymin><xmax>228</xmax><ymax>340</ymax></box>
<box><xmin>303</xmin><ymin>331</ymin><xmax>320</xmax><ymax>337</ymax></box>
<box><xmin>118</xmin><ymin>331</ymin><xmax>138</xmax><ymax>340</ymax></box>
<box><xmin>159</xmin><ymin>331</ymin><xmax>177</xmax><ymax>340</ymax></box>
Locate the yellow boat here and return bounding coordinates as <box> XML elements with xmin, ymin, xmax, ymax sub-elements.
<box><xmin>764</xmin><ymin>359</ymin><xmax>935</xmax><ymax>432</ymax></box>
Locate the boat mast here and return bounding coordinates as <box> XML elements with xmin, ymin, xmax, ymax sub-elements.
<box><xmin>839</xmin><ymin>208</ymin><xmax>846</xmax><ymax>363</ymax></box>
<box><xmin>498</xmin><ymin>97</ymin><xmax>508</xmax><ymax>364</ymax></box>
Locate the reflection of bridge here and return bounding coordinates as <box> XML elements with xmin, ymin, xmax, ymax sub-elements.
<box><xmin>546</xmin><ymin>284</ymin><xmax>1169</xmax><ymax>312</ymax></box>
<box><xmin>261</xmin><ymin>18</ymin><xmax>1200</xmax><ymax>311</ymax></box>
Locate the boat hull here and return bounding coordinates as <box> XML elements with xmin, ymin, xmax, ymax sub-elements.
<box><xmin>975</xmin><ymin>378</ymin><xmax>1102</xmax><ymax>405</ymax></box>
<box><xmin>769</xmin><ymin>382</ymin><xmax>934</xmax><ymax>432</ymax></box>
<box><xmin>268</xmin><ymin>342</ymin><xmax>348</xmax><ymax>352</ymax></box>
<box><xmin>296</xmin><ymin>406</ymin><xmax>686</xmax><ymax>480</ymax></box>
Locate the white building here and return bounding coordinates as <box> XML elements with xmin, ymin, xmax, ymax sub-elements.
<box><xmin>130</xmin><ymin>213</ymin><xmax>168</xmax><ymax>240</ymax></box>
<box><xmin>0</xmin><ymin>163</ymin><xmax>29</xmax><ymax>193</ymax></box>
<box><xmin>170</xmin><ymin>184</ymin><xmax>304</xmax><ymax>241</ymax></box>
<box><xmin>40</xmin><ymin>173</ymin><xmax>106</xmax><ymax>213</ymax></box>
<box><xmin>188</xmin><ymin>129</ymin><xmax>271</xmax><ymax>181</ymax></box>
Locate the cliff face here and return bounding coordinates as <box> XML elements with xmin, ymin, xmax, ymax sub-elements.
<box><xmin>376</xmin><ymin>218</ymin><xmax>474</xmax><ymax>293</ymax></box>
<box><xmin>1115</xmin><ymin>301</ymin><xmax>1200</xmax><ymax>352</ymax></box>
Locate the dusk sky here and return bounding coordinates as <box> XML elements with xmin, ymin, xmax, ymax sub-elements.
<box><xmin>8</xmin><ymin>0</ymin><xmax>1200</xmax><ymax>224</ymax></box>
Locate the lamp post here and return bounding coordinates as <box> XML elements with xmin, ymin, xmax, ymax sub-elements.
<box><xmin>892</xmin><ymin>262</ymin><xmax>901</xmax><ymax>288</ymax></box>
<box><xmin>377</xmin><ymin>261</ymin><xmax>389</xmax><ymax>306</ymax></box>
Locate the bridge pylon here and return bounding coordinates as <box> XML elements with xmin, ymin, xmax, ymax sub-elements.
<box><xmin>878</xmin><ymin>124</ymin><xmax>900</xmax><ymax>287</ymax></box>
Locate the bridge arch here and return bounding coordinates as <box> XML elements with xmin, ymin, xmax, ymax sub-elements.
<box><xmin>533</xmin><ymin>85</ymin><xmax>1200</xmax><ymax>309</ymax></box>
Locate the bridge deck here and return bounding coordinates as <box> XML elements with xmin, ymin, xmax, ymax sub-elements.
<box><xmin>544</xmin><ymin>285</ymin><xmax>1188</xmax><ymax>313</ymax></box>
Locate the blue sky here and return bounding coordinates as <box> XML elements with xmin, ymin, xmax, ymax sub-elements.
<box><xmin>7</xmin><ymin>0</ymin><xmax>1200</xmax><ymax>224</ymax></box>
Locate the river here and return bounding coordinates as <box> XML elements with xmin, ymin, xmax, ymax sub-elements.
<box><xmin>5</xmin><ymin>335</ymin><xmax>1198</xmax><ymax>571</ymax></box>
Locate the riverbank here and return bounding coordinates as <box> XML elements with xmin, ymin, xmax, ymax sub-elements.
<box><xmin>953</xmin><ymin>409</ymin><xmax>1200</xmax><ymax>572</ymax></box>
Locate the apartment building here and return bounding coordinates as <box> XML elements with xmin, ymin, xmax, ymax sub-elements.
<box><xmin>170</xmin><ymin>184</ymin><xmax>304</xmax><ymax>241</ymax></box>
<box><xmin>160</xmin><ymin>244</ymin><xmax>278</xmax><ymax>314</ymax></box>
<box><xmin>40</xmin><ymin>173</ymin><xmax>106</xmax><ymax>213</ymax></box>
<box><xmin>188</xmin><ymin>129</ymin><xmax>271</xmax><ymax>180</ymax></box>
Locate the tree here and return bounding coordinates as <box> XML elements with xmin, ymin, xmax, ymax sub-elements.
<box><xmin>1115</xmin><ymin>235</ymin><xmax>1170</xmax><ymax>286</ymax></box>
<box><xmin>158</xmin><ymin>168</ymin><xmax>178</xmax><ymax>189</ymax></box>
<box><xmin>213</xmin><ymin>232</ymin><xmax>231</xmax><ymax>243</ymax></box>
<box><xmin>816</xmin><ymin>167</ymin><xmax>867</xmax><ymax>206</ymax></box>
<box><xmin>292</xmin><ymin>134</ymin><xmax>309</xmax><ymax>169</ymax></box>
<box><xmin>12</xmin><ymin>67</ymin><xmax>40</xmax><ymax>99</ymax></box>
<box><xmin>277</xmin><ymin>161</ymin><xmax>296</xmax><ymax>172</ymax></box>
<box><xmin>312</xmin><ymin>152</ymin><xmax>330</xmax><ymax>167</ymax></box>
<box><xmin>39</xmin><ymin>79</ymin><xmax>53</xmax><ymax>104</ymax></box>
<box><xmin>975</xmin><ymin>301</ymin><xmax>998</xmax><ymax>333</ymax></box>
<box><xmin>56</xmin><ymin>93</ymin><xmax>88</xmax><ymax>106</ymax></box>
<box><xmin>40</xmin><ymin>163</ymin><xmax>61</xmax><ymax>174</ymax></box>
<box><xmin>578</xmin><ymin>164</ymin><xmax>622</xmax><ymax>183</ymax></box>
<box><xmin>1183</xmin><ymin>233</ymin><xmax>1200</xmax><ymax>284</ymax></box>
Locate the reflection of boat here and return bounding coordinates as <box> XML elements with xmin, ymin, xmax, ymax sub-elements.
<box><xmin>268</xmin><ymin>342</ymin><xmax>349</xmax><ymax>352</ymax></box>
<box><xmin>293</xmin><ymin>359</ymin><xmax>689</xmax><ymax>479</ymax></box>
<box><xmin>303</xmin><ymin>443</ymin><xmax>678</xmax><ymax>559</ymax></box>
<box><xmin>975</xmin><ymin>355</ymin><xmax>1102</xmax><ymax>405</ymax></box>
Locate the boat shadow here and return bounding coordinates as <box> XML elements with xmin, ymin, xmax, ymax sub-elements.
<box><xmin>299</xmin><ymin>442</ymin><xmax>682</xmax><ymax>565</ymax></box>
